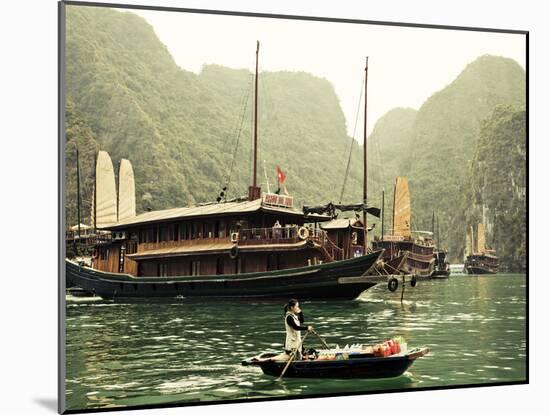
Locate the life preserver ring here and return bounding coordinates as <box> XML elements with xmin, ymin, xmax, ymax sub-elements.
<box><xmin>388</xmin><ymin>277</ymin><xmax>399</xmax><ymax>292</ymax></box>
<box><xmin>410</xmin><ymin>276</ymin><xmax>418</xmax><ymax>287</ymax></box>
<box><xmin>351</xmin><ymin>231</ymin><xmax>358</xmax><ymax>245</ymax></box>
<box><xmin>229</xmin><ymin>245</ymin><xmax>239</xmax><ymax>259</ymax></box>
<box><xmin>230</xmin><ymin>232</ymin><xmax>239</xmax><ymax>243</ymax></box>
<box><xmin>298</xmin><ymin>226</ymin><xmax>309</xmax><ymax>240</ymax></box>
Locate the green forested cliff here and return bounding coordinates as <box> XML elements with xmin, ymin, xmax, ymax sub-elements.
<box><xmin>64</xmin><ymin>6</ymin><xmax>526</xmax><ymax>270</ymax></box>
<box><xmin>404</xmin><ymin>56</ymin><xmax>525</xmax><ymax>259</ymax></box>
<box><xmin>463</xmin><ymin>106</ymin><xmax>526</xmax><ymax>271</ymax></box>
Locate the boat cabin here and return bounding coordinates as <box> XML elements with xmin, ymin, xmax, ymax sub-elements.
<box><xmin>91</xmin><ymin>193</ymin><xmax>353</xmax><ymax>277</ymax></box>
<box><xmin>320</xmin><ymin>218</ymin><xmax>367</xmax><ymax>259</ymax></box>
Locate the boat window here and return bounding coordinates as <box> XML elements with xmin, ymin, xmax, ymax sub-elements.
<box><xmin>126</xmin><ymin>241</ymin><xmax>137</xmax><ymax>255</ymax></box>
<box><xmin>236</xmin><ymin>257</ymin><xmax>244</xmax><ymax>274</ymax></box>
<box><xmin>191</xmin><ymin>260</ymin><xmax>201</xmax><ymax>276</ymax></box>
<box><xmin>216</xmin><ymin>258</ymin><xmax>224</xmax><ymax>275</ymax></box>
<box><xmin>159</xmin><ymin>226</ymin><xmax>167</xmax><ymax>242</ymax></box>
<box><xmin>158</xmin><ymin>263</ymin><xmax>167</xmax><ymax>277</ymax></box>
<box><xmin>267</xmin><ymin>254</ymin><xmax>278</xmax><ymax>271</ymax></box>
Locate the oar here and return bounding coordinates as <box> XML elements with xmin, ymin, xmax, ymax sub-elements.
<box><xmin>277</xmin><ymin>331</ymin><xmax>309</xmax><ymax>381</ymax></box>
<box><xmin>311</xmin><ymin>329</ymin><xmax>331</xmax><ymax>350</ymax></box>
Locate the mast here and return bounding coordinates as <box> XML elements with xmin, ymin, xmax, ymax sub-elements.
<box><xmin>249</xmin><ymin>40</ymin><xmax>261</xmax><ymax>201</ymax></box>
<box><xmin>392</xmin><ymin>178</ymin><xmax>397</xmax><ymax>236</ymax></box>
<box><xmin>76</xmin><ymin>148</ymin><xmax>81</xmax><ymax>240</ymax></box>
<box><xmin>470</xmin><ymin>225</ymin><xmax>476</xmax><ymax>254</ymax></box>
<box><xmin>363</xmin><ymin>56</ymin><xmax>369</xmax><ymax>254</ymax></box>
<box><xmin>253</xmin><ymin>40</ymin><xmax>259</xmax><ymax>188</ymax></box>
<box><xmin>493</xmin><ymin>213</ymin><xmax>497</xmax><ymax>250</ymax></box>
<box><xmin>93</xmin><ymin>151</ymin><xmax>97</xmax><ymax>231</ymax></box>
<box><xmin>381</xmin><ymin>189</ymin><xmax>385</xmax><ymax>240</ymax></box>
<box><xmin>431</xmin><ymin>211</ymin><xmax>435</xmax><ymax>241</ymax></box>
<box><xmin>437</xmin><ymin>215</ymin><xmax>440</xmax><ymax>249</ymax></box>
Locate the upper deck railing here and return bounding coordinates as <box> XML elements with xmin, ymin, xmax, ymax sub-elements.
<box><xmin>65</xmin><ymin>230</ymin><xmax>112</xmax><ymax>245</ymax></box>
<box><xmin>134</xmin><ymin>226</ymin><xmax>344</xmax><ymax>261</ymax></box>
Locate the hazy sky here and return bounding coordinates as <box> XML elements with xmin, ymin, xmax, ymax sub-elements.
<box><xmin>130</xmin><ymin>8</ymin><xmax>525</xmax><ymax>137</ymax></box>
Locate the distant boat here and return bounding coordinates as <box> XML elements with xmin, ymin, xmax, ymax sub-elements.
<box><xmin>372</xmin><ymin>177</ymin><xmax>435</xmax><ymax>278</ymax></box>
<box><xmin>431</xmin><ymin>250</ymin><xmax>450</xmax><ymax>279</ymax></box>
<box><xmin>431</xmin><ymin>213</ymin><xmax>450</xmax><ymax>279</ymax></box>
<box><xmin>464</xmin><ymin>223</ymin><xmax>499</xmax><ymax>274</ymax></box>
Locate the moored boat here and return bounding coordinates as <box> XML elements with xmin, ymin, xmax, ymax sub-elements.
<box><xmin>372</xmin><ymin>177</ymin><xmax>435</xmax><ymax>278</ymax></box>
<box><xmin>464</xmin><ymin>223</ymin><xmax>499</xmax><ymax>274</ymax></box>
<box><xmin>66</xmin><ymin>250</ymin><xmax>384</xmax><ymax>301</ymax></box>
<box><xmin>431</xmin><ymin>250</ymin><xmax>450</xmax><ymax>278</ymax></box>
<box><xmin>431</xmin><ymin>213</ymin><xmax>450</xmax><ymax>278</ymax></box>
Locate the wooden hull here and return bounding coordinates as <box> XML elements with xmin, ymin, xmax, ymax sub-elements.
<box><xmin>430</xmin><ymin>270</ymin><xmax>450</xmax><ymax>279</ymax></box>
<box><xmin>65</xmin><ymin>250</ymin><xmax>383</xmax><ymax>301</ymax></box>
<box><xmin>372</xmin><ymin>240</ymin><xmax>435</xmax><ymax>278</ymax></box>
<box><xmin>243</xmin><ymin>348</ymin><xmax>429</xmax><ymax>379</ymax></box>
<box><xmin>465</xmin><ymin>266</ymin><xmax>497</xmax><ymax>275</ymax></box>
<box><xmin>464</xmin><ymin>254</ymin><xmax>499</xmax><ymax>275</ymax></box>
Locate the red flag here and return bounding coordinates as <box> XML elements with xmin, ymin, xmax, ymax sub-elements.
<box><xmin>276</xmin><ymin>166</ymin><xmax>286</xmax><ymax>184</ymax></box>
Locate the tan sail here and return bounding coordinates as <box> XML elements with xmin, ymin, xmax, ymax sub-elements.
<box><xmin>90</xmin><ymin>183</ymin><xmax>94</xmax><ymax>228</ymax></box>
<box><xmin>392</xmin><ymin>177</ymin><xmax>411</xmax><ymax>238</ymax></box>
<box><xmin>93</xmin><ymin>151</ymin><xmax>118</xmax><ymax>228</ymax></box>
<box><xmin>469</xmin><ymin>225</ymin><xmax>476</xmax><ymax>255</ymax></box>
<box><xmin>477</xmin><ymin>223</ymin><xmax>486</xmax><ymax>254</ymax></box>
<box><xmin>118</xmin><ymin>159</ymin><xmax>136</xmax><ymax>222</ymax></box>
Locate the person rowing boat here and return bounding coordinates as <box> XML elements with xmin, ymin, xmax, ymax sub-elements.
<box><xmin>284</xmin><ymin>298</ymin><xmax>313</xmax><ymax>360</ymax></box>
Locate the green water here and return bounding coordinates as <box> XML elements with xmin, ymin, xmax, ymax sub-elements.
<box><xmin>65</xmin><ymin>273</ymin><xmax>527</xmax><ymax>411</ymax></box>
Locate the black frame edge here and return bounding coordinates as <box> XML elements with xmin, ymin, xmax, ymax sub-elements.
<box><xmin>62</xmin><ymin>0</ymin><xmax>528</xmax><ymax>35</ymax></box>
<box><xmin>58</xmin><ymin>1</ymin><xmax>67</xmax><ymax>414</ymax></box>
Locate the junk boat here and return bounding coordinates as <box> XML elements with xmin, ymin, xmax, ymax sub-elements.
<box><xmin>242</xmin><ymin>339</ymin><xmax>429</xmax><ymax>379</ymax></box>
<box><xmin>431</xmin><ymin>249</ymin><xmax>450</xmax><ymax>278</ymax></box>
<box><xmin>464</xmin><ymin>223</ymin><xmax>499</xmax><ymax>274</ymax></box>
<box><xmin>372</xmin><ymin>177</ymin><xmax>435</xmax><ymax>278</ymax></box>
<box><xmin>64</xmin><ymin>49</ymin><xmax>410</xmax><ymax>301</ymax></box>
<box><xmin>431</xmin><ymin>213</ymin><xmax>450</xmax><ymax>278</ymax></box>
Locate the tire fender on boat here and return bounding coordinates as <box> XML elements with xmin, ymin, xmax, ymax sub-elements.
<box><xmin>298</xmin><ymin>226</ymin><xmax>309</xmax><ymax>240</ymax></box>
<box><xmin>410</xmin><ymin>276</ymin><xmax>418</xmax><ymax>287</ymax></box>
<box><xmin>388</xmin><ymin>277</ymin><xmax>399</xmax><ymax>292</ymax></box>
<box><xmin>229</xmin><ymin>245</ymin><xmax>239</xmax><ymax>259</ymax></box>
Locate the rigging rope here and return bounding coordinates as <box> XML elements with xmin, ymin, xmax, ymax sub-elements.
<box><xmin>339</xmin><ymin>76</ymin><xmax>366</xmax><ymax>204</ymax></box>
<box><xmin>221</xmin><ymin>75</ymin><xmax>254</xmax><ymax>200</ymax></box>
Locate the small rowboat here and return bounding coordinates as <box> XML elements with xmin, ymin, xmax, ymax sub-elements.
<box><xmin>242</xmin><ymin>347</ymin><xmax>429</xmax><ymax>379</ymax></box>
